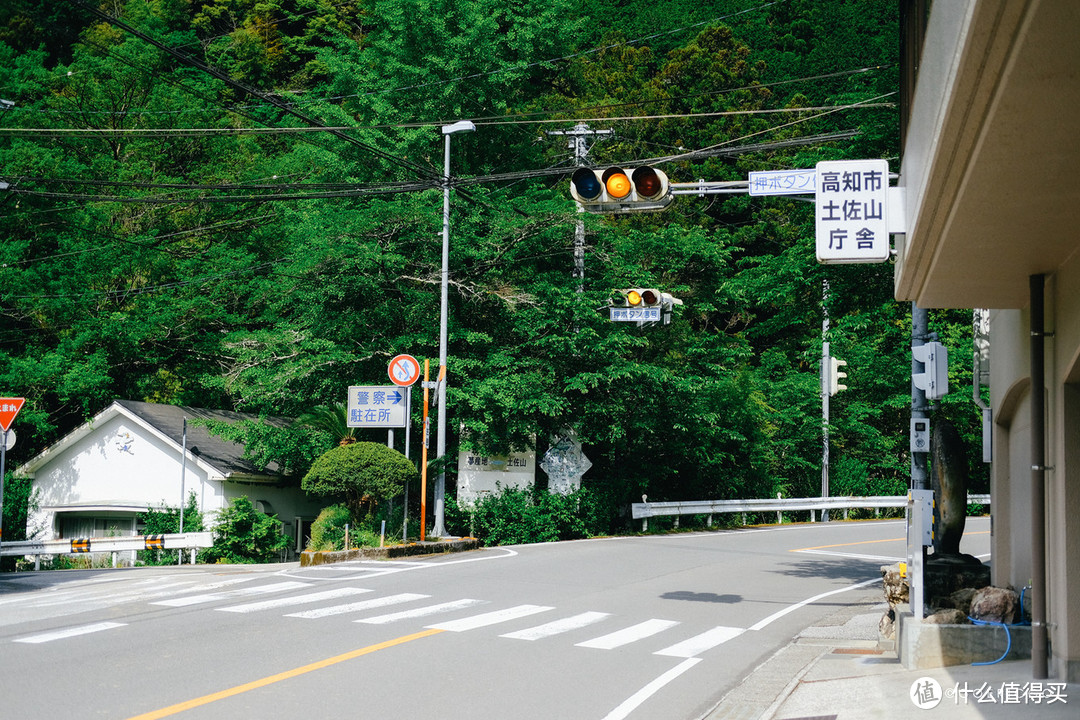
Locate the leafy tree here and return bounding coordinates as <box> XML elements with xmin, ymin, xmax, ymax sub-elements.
<box><xmin>302</xmin><ymin>442</ymin><xmax>415</xmax><ymax>519</ymax></box>
<box><xmin>202</xmin><ymin>496</ymin><xmax>288</xmax><ymax>563</ymax></box>
<box><xmin>296</xmin><ymin>404</ymin><xmax>358</xmax><ymax>447</ymax></box>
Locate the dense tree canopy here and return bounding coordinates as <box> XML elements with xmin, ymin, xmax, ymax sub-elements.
<box><xmin>0</xmin><ymin>1</ymin><xmax>986</xmax><ymax>536</ymax></box>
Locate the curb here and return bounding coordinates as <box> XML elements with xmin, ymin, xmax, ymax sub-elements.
<box><xmin>299</xmin><ymin>537</ymin><xmax>481</xmax><ymax>566</ymax></box>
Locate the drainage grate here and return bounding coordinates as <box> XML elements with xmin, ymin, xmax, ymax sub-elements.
<box><xmin>830</xmin><ymin>647</ymin><xmax>884</xmax><ymax>655</ymax></box>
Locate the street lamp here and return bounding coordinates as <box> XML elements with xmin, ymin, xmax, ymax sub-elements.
<box><xmin>433</xmin><ymin>120</ymin><xmax>475</xmax><ymax>537</ymax></box>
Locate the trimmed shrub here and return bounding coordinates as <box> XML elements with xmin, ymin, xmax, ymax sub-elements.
<box><xmin>302</xmin><ymin>442</ymin><xmax>415</xmax><ymax>518</ymax></box>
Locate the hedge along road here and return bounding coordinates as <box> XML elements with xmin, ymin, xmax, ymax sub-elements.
<box><xmin>0</xmin><ymin>518</ymin><xmax>991</xmax><ymax>719</ymax></box>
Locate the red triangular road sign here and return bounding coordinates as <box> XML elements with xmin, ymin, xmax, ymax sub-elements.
<box><xmin>0</xmin><ymin>397</ymin><xmax>26</xmax><ymax>432</ymax></box>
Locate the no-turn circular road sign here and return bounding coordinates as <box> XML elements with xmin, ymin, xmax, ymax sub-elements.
<box><xmin>388</xmin><ymin>354</ymin><xmax>421</xmax><ymax>387</ymax></box>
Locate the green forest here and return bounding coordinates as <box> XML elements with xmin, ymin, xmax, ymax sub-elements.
<box><xmin>0</xmin><ymin>1</ymin><xmax>986</xmax><ymax>542</ymax></box>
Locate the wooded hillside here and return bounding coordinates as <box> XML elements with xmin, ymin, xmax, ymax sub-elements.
<box><xmin>0</xmin><ymin>1</ymin><xmax>985</xmax><ymax>532</ymax></box>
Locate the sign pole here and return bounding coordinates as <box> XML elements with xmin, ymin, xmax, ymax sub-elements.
<box><xmin>178</xmin><ymin>418</ymin><xmax>187</xmax><ymax>565</ymax></box>
<box><xmin>402</xmin><ymin>386</ymin><xmax>411</xmax><ymax>542</ymax></box>
<box><xmin>0</xmin><ymin>431</ymin><xmax>6</xmax><ymax>549</ymax></box>
<box><xmin>0</xmin><ymin>397</ymin><xmax>27</xmax><ymax>551</ymax></box>
<box><xmin>420</xmin><ymin>360</ymin><xmax>430</xmax><ymax>542</ymax></box>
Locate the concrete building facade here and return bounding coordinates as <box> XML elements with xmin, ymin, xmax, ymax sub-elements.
<box><xmin>897</xmin><ymin>0</ymin><xmax>1080</xmax><ymax>681</ymax></box>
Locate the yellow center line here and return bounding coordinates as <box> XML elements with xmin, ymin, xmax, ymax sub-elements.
<box><xmin>793</xmin><ymin>537</ymin><xmax>905</xmax><ymax>552</ymax></box>
<box><xmin>793</xmin><ymin>530</ymin><xmax>990</xmax><ymax>553</ymax></box>
<box><xmin>126</xmin><ymin>627</ymin><xmax>445</xmax><ymax>720</ymax></box>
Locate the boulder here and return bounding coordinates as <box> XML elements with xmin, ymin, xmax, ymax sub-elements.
<box><xmin>881</xmin><ymin>563</ymin><xmax>909</xmax><ymax>607</ymax></box>
<box><xmin>969</xmin><ymin>586</ymin><xmax>1018</xmax><ymax>624</ymax></box>
<box><xmin>946</xmin><ymin>587</ymin><xmax>978</xmax><ymax>615</ymax></box>
<box><xmin>924</xmin><ymin>608</ymin><xmax>968</xmax><ymax>625</ymax></box>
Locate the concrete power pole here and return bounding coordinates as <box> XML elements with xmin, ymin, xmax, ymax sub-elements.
<box><xmin>546</xmin><ymin>124</ymin><xmax>611</xmax><ymax>292</ymax></box>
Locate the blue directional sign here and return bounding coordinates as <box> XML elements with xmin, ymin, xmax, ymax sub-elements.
<box><xmin>748</xmin><ymin>169</ymin><xmax>816</xmax><ymax>196</ymax></box>
<box><xmin>346</xmin><ymin>385</ymin><xmax>408</xmax><ymax>428</ymax></box>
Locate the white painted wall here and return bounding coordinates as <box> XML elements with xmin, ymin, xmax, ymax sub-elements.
<box><xmin>28</xmin><ymin>413</ymin><xmax>221</xmax><ymax>537</ymax></box>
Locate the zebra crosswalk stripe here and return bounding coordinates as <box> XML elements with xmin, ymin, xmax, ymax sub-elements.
<box><xmin>500</xmin><ymin>611</ymin><xmax>611</xmax><ymax>641</ymax></box>
<box><xmin>285</xmin><ymin>593</ymin><xmax>429</xmax><ymax>619</ymax></box>
<box><xmin>654</xmin><ymin>625</ymin><xmax>744</xmax><ymax>658</ymax></box>
<box><xmin>14</xmin><ymin>621</ymin><xmax>127</xmax><ymax>644</ymax></box>
<box><xmin>427</xmin><ymin>604</ymin><xmax>553</xmax><ymax>632</ymax></box>
<box><xmin>355</xmin><ymin>598</ymin><xmax>487</xmax><ymax>625</ymax></box>
<box><xmin>218</xmin><ymin>587</ymin><xmax>372</xmax><ymax>613</ymax></box>
<box><xmin>576</xmin><ymin>618</ymin><xmax>681</xmax><ymax>650</ymax></box>
<box><xmin>151</xmin><ymin>581</ymin><xmax>310</xmax><ymax>607</ymax></box>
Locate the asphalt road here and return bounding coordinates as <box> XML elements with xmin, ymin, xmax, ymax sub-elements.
<box><xmin>0</xmin><ymin>518</ymin><xmax>991</xmax><ymax>719</ymax></box>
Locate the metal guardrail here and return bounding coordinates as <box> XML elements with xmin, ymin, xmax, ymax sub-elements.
<box><xmin>631</xmin><ymin>494</ymin><xmax>991</xmax><ymax>522</ymax></box>
<box><xmin>0</xmin><ymin>532</ymin><xmax>214</xmax><ymax>568</ymax></box>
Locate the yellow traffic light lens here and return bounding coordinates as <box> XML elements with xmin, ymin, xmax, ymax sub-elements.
<box><xmin>605</xmin><ymin>171</ymin><xmax>631</xmax><ymax>199</ymax></box>
<box><xmin>626</xmin><ymin>290</ymin><xmax>642</xmax><ymax>306</ymax></box>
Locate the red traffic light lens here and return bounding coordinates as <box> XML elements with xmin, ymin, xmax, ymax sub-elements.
<box><xmin>640</xmin><ymin>289</ymin><xmax>659</xmax><ymax>305</ymax></box>
<box><xmin>631</xmin><ymin>167</ymin><xmax>662</xmax><ymax>199</ymax></box>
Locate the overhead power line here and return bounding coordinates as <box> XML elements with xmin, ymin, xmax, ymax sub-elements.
<box><xmin>0</xmin><ymin>101</ymin><xmax>892</xmax><ymax>138</ymax></box>
<box><xmin>4</xmin><ymin>130</ymin><xmax>859</xmax><ymax>205</ymax></box>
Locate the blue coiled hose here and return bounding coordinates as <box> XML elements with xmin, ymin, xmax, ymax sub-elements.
<box><xmin>968</xmin><ymin>585</ymin><xmax>1030</xmax><ymax>666</ymax></box>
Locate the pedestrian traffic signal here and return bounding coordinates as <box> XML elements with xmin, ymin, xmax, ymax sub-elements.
<box><xmin>912</xmin><ymin>341</ymin><xmax>948</xmax><ymax>400</ymax></box>
<box><xmin>570</xmin><ymin>166</ymin><xmax>673</xmax><ymax>214</ymax></box>
<box><xmin>828</xmin><ymin>356</ymin><xmax>848</xmax><ymax>396</ymax></box>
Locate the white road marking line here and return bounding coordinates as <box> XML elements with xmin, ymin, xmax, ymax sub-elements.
<box><xmin>427</xmin><ymin>604</ymin><xmax>553</xmax><ymax>632</ymax></box>
<box><xmin>654</xmin><ymin>625</ymin><xmax>744</xmax><ymax>658</ymax></box>
<box><xmin>25</xmin><ymin>576</ymin><xmax>264</xmax><ymax>610</ymax></box>
<box><xmin>285</xmin><ymin>593</ymin><xmax>429</xmax><ymax>619</ymax></box>
<box><xmin>151</xmin><ymin>581</ymin><xmax>310</xmax><ymax>607</ymax></box>
<box><xmin>576</xmin><ymin>618</ymin><xmax>681</xmax><ymax>650</ymax></box>
<box><xmin>218</xmin><ymin>587</ymin><xmax>372</xmax><ymax>613</ymax></box>
<box><xmin>279</xmin><ymin>547</ymin><xmax>518</xmax><ymax>580</ymax></box>
<box><xmin>500</xmin><ymin>611</ymin><xmax>611</xmax><ymax>641</ymax></box>
<box><xmin>14</xmin><ymin>621</ymin><xmax>127</xmax><ymax>644</ymax></box>
<box><xmin>600</xmin><ymin>658</ymin><xmax>702</xmax><ymax>720</ymax></box>
<box><xmin>12</xmin><ymin>580</ymin><xmax>202</xmax><ymax>609</ymax></box>
<box><xmin>748</xmin><ymin>576</ymin><xmax>880</xmax><ymax>632</ymax></box>
<box><xmin>355</xmin><ymin>598</ymin><xmax>487</xmax><ymax>625</ymax></box>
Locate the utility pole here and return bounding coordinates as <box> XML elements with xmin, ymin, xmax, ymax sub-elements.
<box><xmin>547</xmin><ymin>124</ymin><xmax>611</xmax><ymax>292</ymax></box>
<box><xmin>820</xmin><ymin>280</ymin><xmax>830</xmax><ymax>522</ymax></box>
<box><xmin>911</xmin><ymin>303</ymin><xmax>929</xmax><ymax>490</ymax></box>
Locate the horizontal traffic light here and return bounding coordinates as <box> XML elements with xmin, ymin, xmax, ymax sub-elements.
<box><xmin>609</xmin><ymin>288</ymin><xmax>662</xmax><ymax>307</ymax></box>
<box><xmin>570</xmin><ymin>166</ymin><xmax>673</xmax><ymax>213</ymax></box>
<box><xmin>608</xmin><ymin>288</ymin><xmax>683</xmax><ymax>324</ymax></box>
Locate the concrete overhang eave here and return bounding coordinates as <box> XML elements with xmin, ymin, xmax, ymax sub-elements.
<box><xmin>895</xmin><ymin>0</ymin><xmax>1080</xmax><ymax>310</ymax></box>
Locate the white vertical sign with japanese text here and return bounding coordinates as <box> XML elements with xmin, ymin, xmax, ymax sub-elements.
<box><xmin>815</xmin><ymin>159</ymin><xmax>890</xmax><ymax>264</ymax></box>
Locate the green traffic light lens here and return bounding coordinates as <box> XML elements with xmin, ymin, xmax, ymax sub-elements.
<box><xmin>571</xmin><ymin>168</ymin><xmax>602</xmax><ymax>200</ymax></box>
